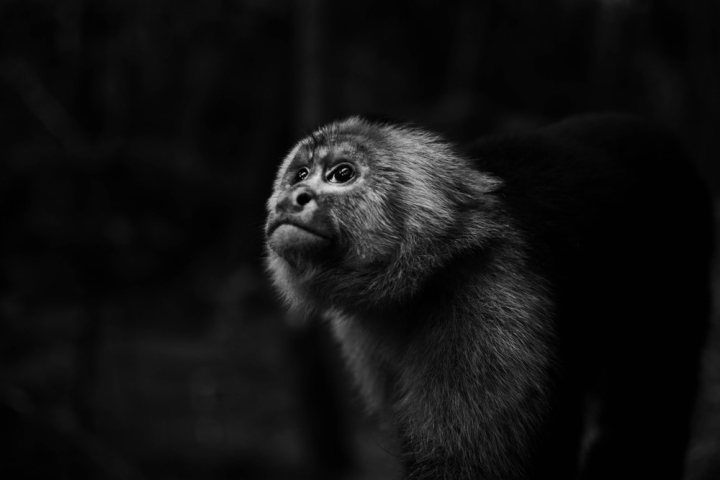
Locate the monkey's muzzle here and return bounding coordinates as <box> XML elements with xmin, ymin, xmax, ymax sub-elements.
<box><xmin>267</xmin><ymin>222</ymin><xmax>331</xmax><ymax>259</ymax></box>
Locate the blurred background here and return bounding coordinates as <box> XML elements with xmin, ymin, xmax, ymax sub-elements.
<box><xmin>1</xmin><ymin>0</ymin><xmax>719</xmax><ymax>479</ymax></box>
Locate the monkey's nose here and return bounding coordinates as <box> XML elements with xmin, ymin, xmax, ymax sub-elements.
<box><xmin>296</xmin><ymin>190</ymin><xmax>312</xmax><ymax>206</ymax></box>
<box><xmin>278</xmin><ymin>187</ymin><xmax>315</xmax><ymax>212</ymax></box>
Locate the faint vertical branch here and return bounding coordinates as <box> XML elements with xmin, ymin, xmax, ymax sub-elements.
<box><xmin>293</xmin><ymin>0</ymin><xmax>323</xmax><ymax>134</ymax></box>
<box><xmin>436</xmin><ymin>0</ymin><xmax>490</xmax><ymax>127</ymax></box>
<box><xmin>685</xmin><ymin>1</ymin><xmax>720</xmax><ymax>475</ymax></box>
<box><xmin>590</xmin><ymin>1</ymin><xmax>630</xmax><ymax>105</ymax></box>
<box><xmin>175</xmin><ymin>45</ymin><xmax>223</xmax><ymax>174</ymax></box>
<box><xmin>443</xmin><ymin>0</ymin><xmax>488</xmax><ymax>94</ymax></box>
<box><xmin>686</xmin><ymin>0</ymin><xmax>720</xmax><ymax>191</ymax></box>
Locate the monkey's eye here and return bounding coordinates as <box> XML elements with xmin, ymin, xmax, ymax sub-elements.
<box><xmin>294</xmin><ymin>167</ymin><xmax>310</xmax><ymax>183</ymax></box>
<box><xmin>326</xmin><ymin>164</ymin><xmax>355</xmax><ymax>184</ymax></box>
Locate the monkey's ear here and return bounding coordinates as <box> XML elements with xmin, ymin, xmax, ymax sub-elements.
<box><xmin>475</xmin><ymin>171</ymin><xmax>503</xmax><ymax>193</ymax></box>
<box><xmin>452</xmin><ymin>169</ymin><xmax>503</xmax><ymax>205</ymax></box>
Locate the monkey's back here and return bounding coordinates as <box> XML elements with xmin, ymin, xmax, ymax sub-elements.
<box><xmin>467</xmin><ymin>114</ymin><xmax>712</xmax><ymax>478</ymax></box>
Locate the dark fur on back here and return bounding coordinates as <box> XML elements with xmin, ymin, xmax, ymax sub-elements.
<box><xmin>265</xmin><ymin>114</ymin><xmax>713</xmax><ymax>479</ymax></box>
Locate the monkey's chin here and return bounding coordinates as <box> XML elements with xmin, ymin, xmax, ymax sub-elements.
<box><xmin>267</xmin><ymin>224</ymin><xmax>332</xmax><ymax>261</ymax></box>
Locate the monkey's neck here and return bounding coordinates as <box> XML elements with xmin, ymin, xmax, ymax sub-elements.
<box><xmin>353</xmin><ymin>240</ymin><xmax>512</xmax><ymax>328</ymax></box>
<box><xmin>331</xmin><ymin>242</ymin><xmax>556</xmax><ymax>414</ymax></box>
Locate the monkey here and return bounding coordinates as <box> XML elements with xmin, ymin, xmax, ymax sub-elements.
<box><xmin>264</xmin><ymin>114</ymin><xmax>713</xmax><ymax>480</ymax></box>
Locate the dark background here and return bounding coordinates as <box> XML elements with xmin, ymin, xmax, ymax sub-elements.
<box><xmin>1</xmin><ymin>1</ymin><xmax>719</xmax><ymax>479</ymax></box>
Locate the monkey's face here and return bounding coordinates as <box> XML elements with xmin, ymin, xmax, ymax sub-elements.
<box><xmin>266</xmin><ymin>126</ymin><xmax>400</xmax><ymax>273</ymax></box>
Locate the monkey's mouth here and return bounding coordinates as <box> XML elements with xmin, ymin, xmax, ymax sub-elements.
<box><xmin>266</xmin><ymin>220</ymin><xmax>329</xmax><ymax>240</ymax></box>
<box><xmin>267</xmin><ymin>221</ymin><xmax>332</xmax><ymax>258</ymax></box>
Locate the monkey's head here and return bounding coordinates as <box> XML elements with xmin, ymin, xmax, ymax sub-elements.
<box><xmin>266</xmin><ymin>116</ymin><xmax>502</xmax><ymax>315</ymax></box>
